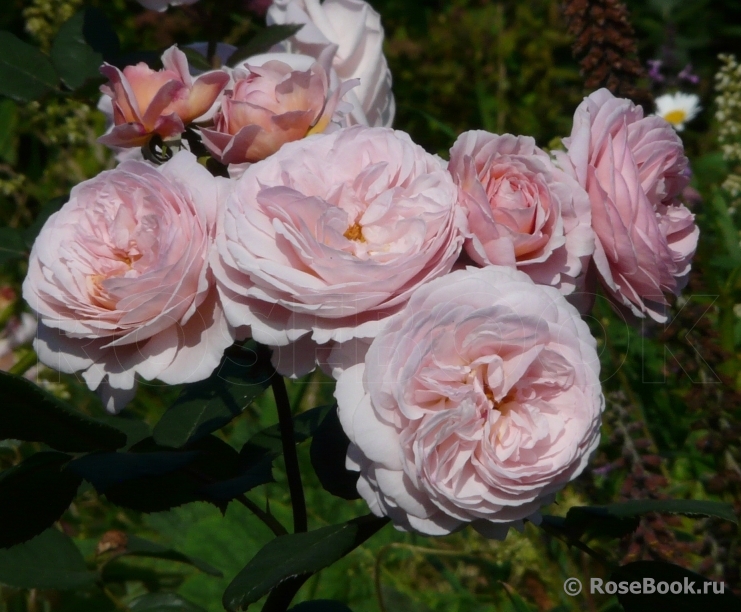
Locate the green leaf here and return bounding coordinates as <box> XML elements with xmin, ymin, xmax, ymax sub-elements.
<box><xmin>51</xmin><ymin>10</ymin><xmax>105</xmax><ymax>90</ymax></box>
<box><xmin>223</xmin><ymin>515</ymin><xmax>388</xmax><ymax>611</ymax></box>
<box><xmin>197</xmin><ymin>455</ymin><xmax>273</xmax><ymax>502</ymax></box>
<box><xmin>76</xmin><ymin>7</ymin><xmax>120</xmax><ymax>61</ymax></box>
<box><xmin>228</xmin><ymin>25</ymin><xmax>303</xmax><ymax>67</ymax></box>
<box><xmin>610</xmin><ymin>561</ymin><xmax>741</xmax><ymax>611</ymax></box>
<box><xmin>0</xmin><ymin>528</ymin><xmax>96</xmax><ymax>589</ymax></box>
<box><xmin>0</xmin><ymin>452</ymin><xmax>81</xmax><ymax>548</ymax></box>
<box><xmin>96</xmin><ymin>414</ymin><xmax>152</xmax><ymax>449</ymax></box>
<box><xmin>310</xmin><ymin>405</ymin><xmax>359</xmax><ymax>500</ymax></box>
<box><xmin>120</xmin><ymin>535</ymin><xmax>222</xmax><ymax>576</ymax></box>
<box><xmin>0</xmin><ymin>227</ymin><xmax>26</xmax><ymax>264</ymax></box>
<box><xmin>0</xmin><ymin>31</ymin><xmax>58</xmax><ymax>101</ymax></box>
<box><xmin>0</xmin><ymin>98</ymin><xmax>17</xmax><ymax>164</ymax></box>
<box><xmin>240</xmin><ymin>404</ymin><xmax>334</xmax><ymax>464</ymax></box>
<box><xmin>80</xmin><ymin>436</ymin><xmax>272</xmax><ymax>512</ymax></box>
<box><xmin>153</xmin><ymin>343</ymin><xmax>273</xmax><ymax>448</ymax></box>
<box><xmin>23</xmin><ymin>195</ymin><xmax>68</xmax><ymax>248</ymax></box>
<box><xmin>543</xmin><ymin>499</ymin><xmax>736</xmax><ymax>542</ymax></box>
<box><xmin>129</xmin><ymin>593</ymin><xmax>207</xmax><ymax>612</ymax></box>
<box><xmin>69</xmin><ymin>449</ymin><xmax>199</xmax><ymax>493</ymax></box>
<box><xmin>290</xmin><ymin>602</ymin><xmax>353</xmax><ymax>612</ymax></box>
<box><xmin>604</xmin><ymin>499</ymin><xmax>736</xmax><ymax>523</ymax></box>
<box><xmin>0</xmin><ymin>370</ymin><xmax>127</xmax><ymax>452</ymax></box>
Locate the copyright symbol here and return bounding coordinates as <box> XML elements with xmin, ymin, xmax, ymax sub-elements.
<box><xmin>564</xmin><ymin>577</ymin><xmax>582</xmax><ymax>596</ymax></box>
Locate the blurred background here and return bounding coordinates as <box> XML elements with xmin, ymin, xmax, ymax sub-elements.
<box><xmin>1</xmin><ymin>0</ymin><xmax>741</xmax><ymax>610</ymax></box>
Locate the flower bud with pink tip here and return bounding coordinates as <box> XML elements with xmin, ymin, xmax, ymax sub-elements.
<box><xmin>99</xmin><ymin>46</ymin><xmax>229</xmax><ymax>148</ymax></box>
<box><xmin>200</xmin><ymin>47</ymin><xmax>356</xmax><ymax>165</ymax></box>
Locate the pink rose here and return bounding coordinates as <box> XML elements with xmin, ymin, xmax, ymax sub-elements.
<box><xmin>200</xmin><ymin>48</ymin><xmax>356</xmax><ymax>165</ymax></box>
<box><xmin>99</xmin><ymin>46</ymin><xmax>229</xmax><ymax>148</ymax></box>
<box><xmin>213</xmin><ymin>125</ymin><xmax>465</xmax><ymax>353</ymax></box>
<box><xmin>561</xmin><ymin>88</ymin><xmax>699</xmax><ymax>321</ymax></box>
<box><xmin>22</xmin><ymin>152</ymin><xmax>234</xmax><ymax>413</ymax></box>
<box><xmin>267</xmin><ymin>0</ymin><xmax>395</xmax><ymax>128</ymax></box>
<box><xmin>331</xmin><ymin>266</ymin><xmax>603</xmax><ymax>536</ymax></box>
<box><xmin>449</xmin><ymin>131</ymin><xmax>594</xmax><ymax>296</ymax></box>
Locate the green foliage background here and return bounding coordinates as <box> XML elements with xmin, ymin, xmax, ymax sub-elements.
<box><xmin>1</xmin><ymin>0</ymin><xmax>741</xmax><ymax>610</ymax></box>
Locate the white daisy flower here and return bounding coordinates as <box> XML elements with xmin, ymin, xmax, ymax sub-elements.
<box><xmin>654</xmin><ymin>92</ymin><xmax>701</xmax><ymax>131</ymax></box>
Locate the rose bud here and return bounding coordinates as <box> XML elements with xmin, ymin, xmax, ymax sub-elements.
<box><xmin>200</xmin><ymin>47</ymin><xmax>356</xmax><ymax>165</ymax></box>
<box><xmin>99</xmin><ymin>46</ymin><xmax>229</xmax><ymax>148</ymax></box>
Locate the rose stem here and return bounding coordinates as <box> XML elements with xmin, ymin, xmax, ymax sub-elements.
<box><xmin>272</xmin><ymin>373</ymin><xmax>308</xmax><ymax>533</ymax></box>
<box><xmin>236</xmin><ymin>494</ymin><xmax>288</xmax><ymax>537</ymax></box>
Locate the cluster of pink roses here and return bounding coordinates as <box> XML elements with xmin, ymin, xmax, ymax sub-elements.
<box><xmin>23</xmin><ymin>0</ymin><xmax>698</xmax><ymax>539</ymax></box>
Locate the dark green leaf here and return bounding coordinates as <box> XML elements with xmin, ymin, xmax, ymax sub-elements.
<box><xmin>181</xmin><ymin>47</ymin><xmax>213</xmax><ymax>72</ymax></box>
<box><xmin>541</xmin><ymin>510</ymin><xmax>639</xmax><ymax>542</ymax></box>
<box><xmin>69</xmin><ymin>449</ymin><xmax>199</xmax><ymax>493</ymax></box>
<box><xmin>0</xmin><ymin>528</ymin><xmax>96</xmax><ymax>589</ymax></box>
<box><xmin>198</xmin><ymin>455</ymin><xmax>273</xmax><ymax>502</ymax></box>
<box><xmin>96</xmin><ymin>414</ymin><xmax>152</xmax><ymax>449</ymax></box>
<box><xmin>290</xmin><ymin>602</ymin><xmax>353</xmax><ymax>612</ymax></box>
<box><xmin>0</xmin><ymin>31</ymin><xmax>58</xmax><ymax>101</ymax></box>
<box><xmin>84</xmin><ymin>436</ymin><xmax>271</xmax><ymax>512</ymax></box>
<box><xmin>611</xmin><ymin>561</ymin><xmax>741</xmax><ymax>611</ymax></box>
<box><xmin>51</xmin><ymin>10</ymin><xmax>104</xmax><ymax>90</ymax></box>
<box><xmin>0</xmin><ymin>370</ymin><xmax>127</xmax><ymax>452</ymax></box>
<box><xmin>543</xmin><ymin>499</ymin><xmax>736</xmax><ymax>542</ymax></box>
<box><xmin>129</xmin><ymin>593</ymin><xmax>207</xmax><ymax>612</ymax></box>
<box><xmin>228</xmin><ymin>25</ymin><xmax>303</xmax><ymax>67</ymax></box>
<box><xmin>0</xmin><ymin>98</ymin><xmax>17</xmax><ymax>164</ymax></box>
<box><xmin>23</xmin><ymin>195</ymin><xmax>68</xmax><ymax>248</ymax></box>
<box><xmin>223</xmin><ymin>515</ymin><xmax>388</xmax><ymax>611</ymax></box>
<box><xmin>77</xmin><ymin>7</ymin><xmax>120</xmax><ymax>61</ymax></box>
<box><xmin>310</xmin><ymin>405</ymin><xmax>359</xmax><ymax>500</ymax></box>
<box><xmin>121</xmin><ymin>535</ymin><xmax>222</xmax><ymax>576</ymax></box>
<box><xmin>0</xmin><ymin>452</ymin><xmax>81</xmax><ymax>548</ymax></box>
<box><xmin>0</xmin><ymin>227</ymin><xmax>26</xmax><ymax>263</ymax></box>
<box><xmin>604</xmin><ymin>499</ymin><xmax>737</xmax><ymax>523</ymax></box>
<box><xmin>240</xmin><ymin>404</ymin><xmax>334</xmax><ymax>464</ymax></box>
<box><xmin>153</xmin><ymin>343</ymin><xmax>273</xmax><ymax>448</ymax></box>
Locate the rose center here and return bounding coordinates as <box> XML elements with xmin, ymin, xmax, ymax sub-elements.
<box><xmin>663</xmin><ymin>109</ymin><xmax>687</xmax><ymax>126</ymax></box>
<box><xmin>343</xmin><ymin>222</ymin><xmax>366</xmax><ymax>242</ymax></box>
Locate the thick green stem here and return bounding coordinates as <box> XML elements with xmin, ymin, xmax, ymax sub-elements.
<box><xmin>271</xmin><ymin>373</ymin><xmax>308</xmax><ymax>533</ymax></box>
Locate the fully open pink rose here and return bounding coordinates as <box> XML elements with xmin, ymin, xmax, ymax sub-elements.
<box><xmin>331</xmin><ymin>266</ymin><xmax>603</xmax><ymax>537</ymax></box>
<box><xmin>561</xmin><ymin>88</ymin><xmax>699</xmax><ymax>321</ymax></box>
<box><xmin>449</xmin><ymin>131</ymin><xmax>594</xmax><ymax>296</ymax></box>
<box><xmin>213</xmin><ymin>125</ymin><xmax>465</xmax><ymax>352</ymax></box>
<box><xmin>267</xmin><ymin>0</ymin><xmax>395</xmax><ymax>128</ymax></box>
<box><xmin>99</xmin><ymin>46</ymin><xmax>229</xmax><ymax>148</ymax></box>
<box><xmin>22</xmin><ymin>152</ymin><xmax>234</xmax><ymax>413</ymax></box>
<box><xmin>200</xmin><ymin>48</ymin><xmax>356</xmax><ymax>165</ymax></box>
